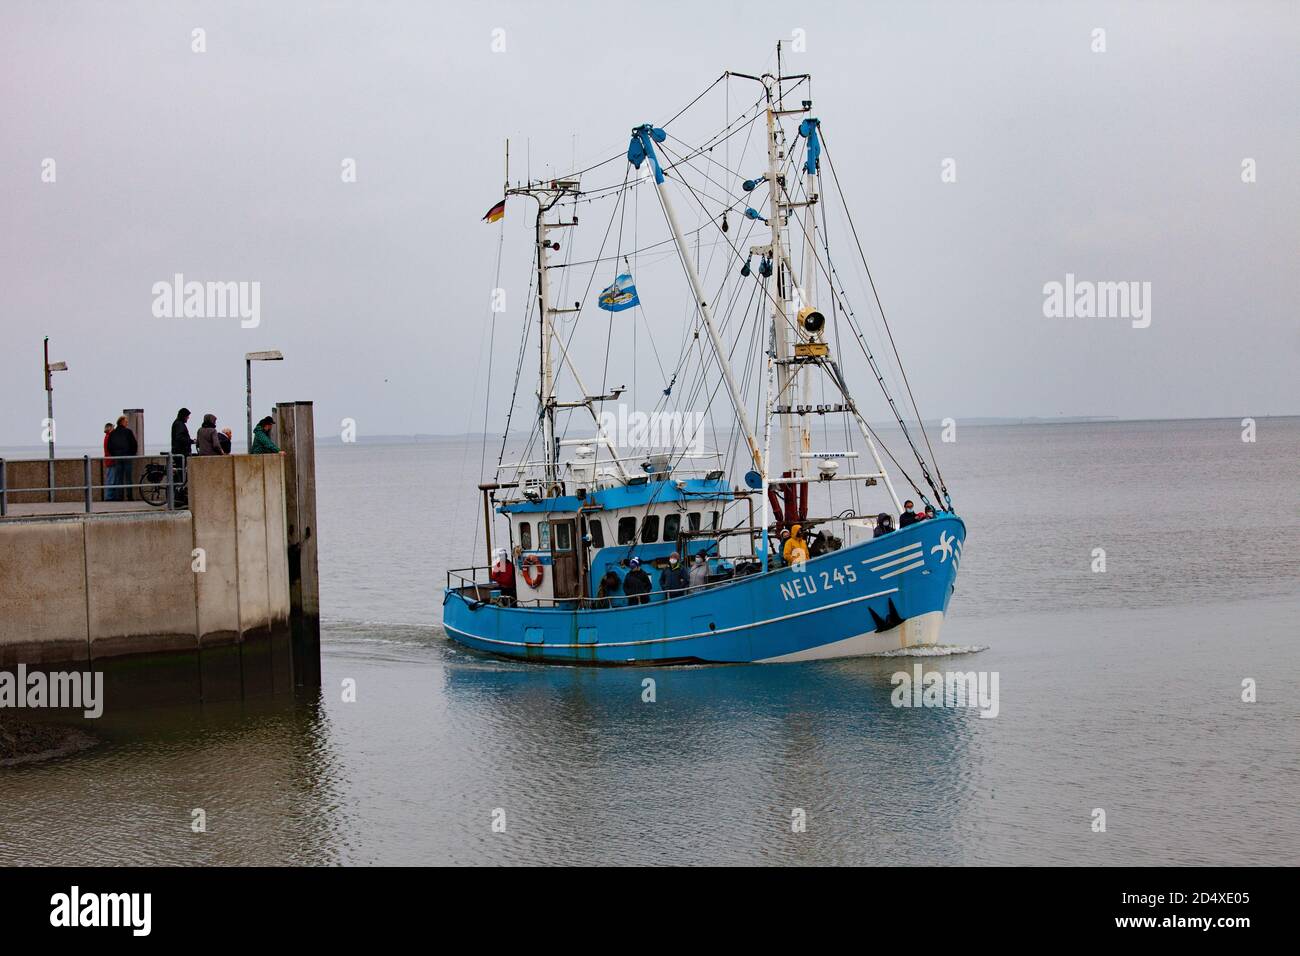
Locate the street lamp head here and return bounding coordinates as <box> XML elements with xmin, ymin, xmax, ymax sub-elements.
<box><xmin>245</xmin><ymin>350</ymin><xmax>284</xmax><ymax>362</ymax></box>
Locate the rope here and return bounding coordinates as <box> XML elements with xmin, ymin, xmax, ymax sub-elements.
<box><xmin>819</xmin><ymin>129</ymin><xmax>951</xmax><ymax>507</ymax></box>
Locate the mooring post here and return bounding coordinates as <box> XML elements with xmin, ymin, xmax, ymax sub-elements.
<box><xmin>275</xmin><ymin>401</ymin><xmax>321</xmax><ymax>687</ymax></box>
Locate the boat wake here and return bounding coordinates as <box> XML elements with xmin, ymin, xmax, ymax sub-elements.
<box><xmin>867</xmin><ymin>644</ymin><xmax>988</xmax><ymax>658</ymax></box>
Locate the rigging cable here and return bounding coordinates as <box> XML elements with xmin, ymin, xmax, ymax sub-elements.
<box><xmin>819</xmin><ymin>128</ymin><xmax>952</xmax><ymax>508</ymax></box>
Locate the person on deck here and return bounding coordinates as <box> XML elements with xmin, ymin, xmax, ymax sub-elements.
<box><xmin>688</xmin><ymin>553</ymin><xmax>709</xmax><ymax>590</ymax></box>
<box><xmin>106</xmin><ymin>415</ymin><xmax>138</xmax><ymax>501</ymax></box>
<box><xmin>623</xmin><ymin>558</ymin><xmax>652</xmax><ymax>605</ymax></box>
<box><xmin>873</xmin><ymin>513</ymin><xmax>894</xmax><ymax>538</ymax></box>
<box><xmin>923</xmin><ymin>504</ymin><xmax>936</xmax><ymax>520</ymax></box>
<box><xmin>218</xmin><ymin>427</ymin><xmax>233</xmax><ymax>455</ymax></box>
<box><xmin>489</xmin><ymin>548</ymin><xmax>516</xmax><ymax>599</ymax></box>
<box><xmin>776</xmin><ymin>528</ymin><xmax>791</xmax><ymax>565</ymax></box>
<box><xmin>659</xmin><ymin>553</ymin><xmax>688</xmax><ymax>599</ymax></box>
<box><xmin>595</xmin><ymin>568</ymin><xmax>622</xmax><ymax>608</ymax></box>
<box><xmin>196</xmin><ymin>414</ymin><xmax>226</xmax><ymax>455</ymax></box>
<box><xmin>251</xmin><ymin>416</ymin><xmax>282</xmax><ymax>455</ymax></box>
<box><xmin>783</xmin><ymin>524</ymin><xmax>809</xmax><ymax>567</ymax></box>
<box><xmin>898</xmin><ymin>500</ymin><xmax>919</xmax><ymax>527</ymax></box>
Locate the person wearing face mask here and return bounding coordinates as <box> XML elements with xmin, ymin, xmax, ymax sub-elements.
<box><xmin>659</xmin><ymin>552</ymin><xmax>689</xmax><ymax>599</ymax></box>
<box><xmin>898</xmin><ymin>500</ymin><xmax>919</xmax><ymax>528</ymax></box>
<box><xmin>688</xmin><ymin>553</ymin><xmax>709</xmax><ymax>590</ymax></box>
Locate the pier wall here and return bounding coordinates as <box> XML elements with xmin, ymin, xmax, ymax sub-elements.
<box><xmin>0</xmin><ymin>455</ymin><xmax>294</xmax><ymax>699</ymax></box>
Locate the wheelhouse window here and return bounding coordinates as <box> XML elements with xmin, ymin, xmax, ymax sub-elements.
<box><xmin>588</xmin><ymin>518</ymin><xmax>604</xmax><ymax>548</ymax></box>
<box><xmin>618</xmin><ymin>516</ymin><xmax>637</xmax><ymax>544</ymax></box>
<box><xmin>641</xmin><ymin>515</ymin><xmax>660</xmax><ymax>543</ymax></box>
<box><xmin>553</xmin><ymin>522</ymin><xmax>572</xmax><ymax>552</ymax></box>
<box><xmin>663</xmin><ymin>513</ymin><xmax>680</xmax><ymax>542</ymax></box>
<box><xmin>688</xmin><ymin>511</ymin><xmax>701</xmax><ymax>532</ymax></box>
<box><xmin>519</xmin><ymin>521</ymin><xmax>532</xmax><ymax>550</ymax></box>
<box><xmin>711</xmin><ymin>511</ymin><xmax>720</xmax><ymax>530</ymax></box>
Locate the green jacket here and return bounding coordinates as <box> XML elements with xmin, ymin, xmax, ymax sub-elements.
<box><xmin>251</xmin><ymin>428</ymin><xmax>280</xmax><ymax>455</ymax></box>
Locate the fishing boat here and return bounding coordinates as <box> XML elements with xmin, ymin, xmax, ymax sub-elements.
<box><xmin>444</xmin><ymin>50</ymin><xmax>965</xmax><ymax>664</ymax></box>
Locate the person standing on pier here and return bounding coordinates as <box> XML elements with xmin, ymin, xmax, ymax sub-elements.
<box><xmin>106</xmin><ymin>415</ymin><xmax>138</xmax><ymax>501</ymax></box>
<box><xmin>251</xmin><ymin>416</ymin><xmax>282</xmax><ymax>455</ymax></box>
<box><xmin>171</xmin><ymin>408</ymin><xmax>194</xmax><ymax>504</ymax></box>
<box><xmin>196</xmin><ymin>414</ymin><xmax>226</xmax><ymax>455</ymax></box>
<box><xmin>102</xmin><ymin>423</ymin><xmax>116</xmax><ymax>501</ymax></box>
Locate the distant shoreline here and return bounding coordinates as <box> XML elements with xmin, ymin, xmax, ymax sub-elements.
<box><xmin>2</xmin><ymin>414</ymin><xmax>1294</xmax><ymax>454</ymax></box>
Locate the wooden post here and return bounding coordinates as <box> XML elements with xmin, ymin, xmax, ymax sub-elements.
<box><xmin>274</xmin><ymin>401</ymin><xmax>320</xmax><ymax>687</ymax></box>
<box><xmin>478</xmin><ymin>484</ymin><xmax>493</xmax><ymax>566</ymax></box>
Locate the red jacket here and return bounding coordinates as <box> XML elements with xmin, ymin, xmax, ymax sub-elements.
<box><xmin>490</xmin><ymin>564</ymin><xmax>515</xmax><ymax>590</ymax></box>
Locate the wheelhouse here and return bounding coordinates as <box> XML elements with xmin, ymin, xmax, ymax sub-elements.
<box><xmin>497</xmin><ymin>468</ymin><xmax>733</xmax><ymax>606</ymax></box>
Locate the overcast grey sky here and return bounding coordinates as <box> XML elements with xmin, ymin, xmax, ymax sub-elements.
<box><xmin>2</xmin><ymin>0</ymin><xmax>1296</xmax><ymax>450</ymax></box>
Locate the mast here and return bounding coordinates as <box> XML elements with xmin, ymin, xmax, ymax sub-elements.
<box><xmin>735</xmin><ymin>57</ymin><xmax>905</xmax><ymax>516</ymax></box>
<box><xmin>506</xmin><ymin>179</ymin><xmax>580</xmax><ymax>491</ymax></box>
<box><xmin>763</xmin><ymin>77</ymin><xmax>800</xmax><ymax>482</ymax></box>
<box><xmin>536</xmin><ymin>207</ymin><xmax>556</xmax><ymax>487</ymax></box>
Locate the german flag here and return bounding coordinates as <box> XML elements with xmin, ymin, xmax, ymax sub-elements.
<box><xmin>481</xmin><ymin>199</ymin><xmax>506</xmax><ymax>224</ymax></box>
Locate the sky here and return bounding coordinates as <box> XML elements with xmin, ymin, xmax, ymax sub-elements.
<box><xmin>1</xmin><ymin>0</ymin><xmax>1297</xmax><ymax>451</ymax></box>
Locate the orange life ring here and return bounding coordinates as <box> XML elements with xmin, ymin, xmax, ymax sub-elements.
<box><xmin>521</xmin><ymin>554</ymin><xmax>545</xmax><ymax>589</ymax></box>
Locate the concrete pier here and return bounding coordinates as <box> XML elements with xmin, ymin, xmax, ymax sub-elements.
<box><xmin>0</xmin><ymin>405</ymin><xmax>320</xmax><ymax>702</ymax></box>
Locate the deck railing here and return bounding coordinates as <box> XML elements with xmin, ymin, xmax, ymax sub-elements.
<box><xmin>446</xmin><ymin>561</ymin><xmax>761</xmax><ymax>610</ymax></box>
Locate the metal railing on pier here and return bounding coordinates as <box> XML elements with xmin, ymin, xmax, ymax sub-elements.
<box><xmin>0</xmin><ymin>453</ymin><xmax>187</xmax><ymax>517</ymax></box>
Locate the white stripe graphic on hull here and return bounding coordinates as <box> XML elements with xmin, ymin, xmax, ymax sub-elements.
<box><xmin>861</xmin><ymin>541</ymin><xmax>922</xmax><ymax>565</ymax></box>
<box><xmin>879</xmin><ymin>559</ymin><xmax>925</xmax><ymax>579</ymax></box>
<box><xmin>871</xmin><ymin>551</ymin><xmax>926</xmax><ymax>572</ymax></box>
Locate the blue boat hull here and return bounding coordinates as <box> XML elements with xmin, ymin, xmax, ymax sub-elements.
<box><xmin>442</xmin><ymin>514</ymin><xmax>965</xmax><ymax>665</ymax></box>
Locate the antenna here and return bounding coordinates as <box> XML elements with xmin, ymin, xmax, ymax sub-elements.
<box><xmin>777</xmin><ymin>40</ymin><xmax>783</xmax><ymax>109</ymax></box>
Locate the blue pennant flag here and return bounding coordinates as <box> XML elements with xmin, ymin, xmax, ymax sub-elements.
<box><xmin>598</xmin><ymin>273</ymin><xmax>640</xmax><ymax>312</ymax></box>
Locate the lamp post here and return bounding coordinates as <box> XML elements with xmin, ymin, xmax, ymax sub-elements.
<box><xmin>43</xmin><ymin>336</ymin><xmax>68</xmax><ymax>502</ymax></box>
<box><xmin>245</xmin><ymin>350</ymin><xmax>284</xmax><ymax>452</ymax></box>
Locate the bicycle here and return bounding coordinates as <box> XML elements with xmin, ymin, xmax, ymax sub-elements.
<box><xmin>139</xmin><ymin>454</ymin><xmax>185</xmax><ymax>507</ymax></box>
